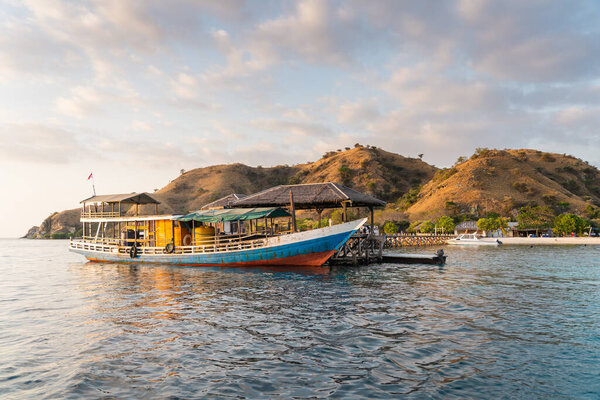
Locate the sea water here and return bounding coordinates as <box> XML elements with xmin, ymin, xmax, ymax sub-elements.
<box><xmin>1</xmin><ymin>239</ymin><xmax>599</xmax><ymax>399</ymax></box>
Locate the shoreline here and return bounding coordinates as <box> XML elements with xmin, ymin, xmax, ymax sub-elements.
<box><xmin>496</xmin><ymin>237</ymin><xmax>600</xmax><ymax>245</ymax></box>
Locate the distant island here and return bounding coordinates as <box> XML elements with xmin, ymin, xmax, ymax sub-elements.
<box><xmin>25</xmin><ymin>144</ymin><xmax>600</xmax><ymax>238</ymax></box>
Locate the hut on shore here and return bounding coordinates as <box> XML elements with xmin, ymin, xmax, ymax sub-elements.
<box><xmin>231</xmin><ymin>182</ymin><xmax>386</xmax><ymax>231</ymax></box>
<box><xmin>454</xmin><ymin>220</ymin><xmax>478</xmax><ymax>235</ymax></box>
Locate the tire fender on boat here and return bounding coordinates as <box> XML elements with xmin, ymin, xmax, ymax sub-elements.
<box><xmin>129</xmin><ymin>246</ymin><xmax>138</xmax><ymax>258</ymax></box>
<box><xmin>164</xmin><ymin>243</ymin><xmax>175</xmax><ymax>254</ymax></box>
<box><xmin>183</xmin><ymin>234</ymin><xmax>192</xmax><ymax>246</ymax></box>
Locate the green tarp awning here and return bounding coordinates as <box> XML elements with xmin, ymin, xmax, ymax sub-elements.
<box><xmin>176</xmin><ymin>207</ymin><xmax>291</xmax><ymax>223</ymax></box>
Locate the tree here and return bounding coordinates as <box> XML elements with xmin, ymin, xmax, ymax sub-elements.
<box><xmin>454</xmin><ymin>156</ymin><xmax>467</xmax><ymax>165</ymax></box>
<box><xmin>383</xmin><ymin>221</ymin><xmax>398</xmax><ymax>234</ymax></box>
<box><xmin>477</xmin><ymin>216</ymin><xmax>508</xmax><ymax>233</ymax></box>
<box><xmin>517</xmin><ymin>206</ymin><xmax>555</xmax><ymax>229</ymax></box>
<box><xmin>436</xmin><ymin>216</ymin><xmax>455</xmax><ymax>233</ymax></box>
<box><xmin>338</xmin><ymin>165</ymin><xmax>352</xmax><ymax>186</ymax></box>
<box><xmin>553</xmin><ymin>214</ymin><xmax>586</xmax><ymax>236</ymax></box>
<box><xmin>420</xmin><ymin>220</ymin><xmax>435</xmax><ymax>233</ymax></box>
<box><xmin>556</xmin><ymin>202</ymin><xmax>570</xmax><ymax>213</ymax></box>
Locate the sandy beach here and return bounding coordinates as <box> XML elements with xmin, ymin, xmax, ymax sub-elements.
<box><xmin>497</xmin><ymin>237</ymin><xmax>600</xmax><ymax>245</ymax></box>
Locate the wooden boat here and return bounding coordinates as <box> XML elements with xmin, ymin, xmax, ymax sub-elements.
<box><xmin>68</xmin><ymin>193</ymin><xmax>367</xmax><ymax>267</ymax></box>
<box><xmin>446</xmin><ymin>233</ymin><xmax>502</xmax><ymax>246</ymax></box>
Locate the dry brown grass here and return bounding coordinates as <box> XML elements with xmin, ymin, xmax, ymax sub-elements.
<box><xmin>406</xmin><ymin>149</ymin><xmax>600</xmax><ymax>220</ymax></box>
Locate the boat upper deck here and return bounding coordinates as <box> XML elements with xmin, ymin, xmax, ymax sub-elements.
<box><xmin>81</xmin><ymin>192</ymin><xmax>161</xmax><ymax>220</ymax></box>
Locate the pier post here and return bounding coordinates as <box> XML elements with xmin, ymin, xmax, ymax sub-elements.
<box><xmin>289</xmin><ymin>189</ymin><xmax>297</xmax><ymax>233</ymax></box>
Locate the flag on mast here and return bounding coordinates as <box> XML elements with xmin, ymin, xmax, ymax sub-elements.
<box><xmin>88</xmin><ymin>172</ymin><xmax>96</xmax><ymax>196</ymax></box>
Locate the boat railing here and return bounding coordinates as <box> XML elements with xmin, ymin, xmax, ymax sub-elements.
<box><xmin>81</xmin><ymin>210</ymin><xmax>122</xmax><ymax>219</ymax></box>
<box><xmin>70</xmin><ymin>235</ymin><xmax>269</xmax><ymax>255</ymax></box>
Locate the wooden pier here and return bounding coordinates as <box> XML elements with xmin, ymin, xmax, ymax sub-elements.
<box><xmin>329</xmin><ymin>233</ymin><xmax>448</xmax><ymax>266</ymax></box>
<box><xmin>329</xmin><ymin>233</ymin><xmax>384</xmax><ymax>265</ymax></box>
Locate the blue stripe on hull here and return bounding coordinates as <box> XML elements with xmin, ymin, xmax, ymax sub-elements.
<box><xmin>70</xmin><ymin>230</ymin><xmax>356</xmax><ymax>266</ymax></box>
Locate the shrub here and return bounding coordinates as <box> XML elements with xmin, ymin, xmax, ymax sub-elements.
<box><xmin>541</xmin><ymin>153</ymin><xmax>556</xmax><ymax>162</ymax></box>
<box><xmin>436</xmin><ymin>216</ymin><xmax>455</xmax><ymax>233</ymax></box>
<box><xmin>406</xmin><ymin>220</ymin><xmax>422</xmax><ymax>233</ymax></box>
<box><xmin>556</xmin><ymin>202</ymin><xmax>570</xmax><ymax>213</ymax></box>
<box><xmin>383</xmin><ymin>221</ymin><xmax>398</xmax><ymax>234</ymax></box>
<box><xmin>477</xmin><ymin>216</ymin><xmax>508</xmax><ymax>233</ymax></box>
<box><xmin>454</xmin><ymin>156</ymin><xmax>467</xmax><ymax>165</ymax></box>
<box><xmin>564</xmin><ymin>179</ymin><xmax>581</xmax><ymax>195</ymax></box>
<box><xmin>419</xmin><ymin>220</ymin><xmax>435</xmax><ymax>233</ymax></box>
<box><xmin>338</xmin><ymin>165</ymin><xmax>352</xmax><ymax>186</ymax></box>
<box><xmin>432</xmin><ymin>168</ymin><xmax>458</xmax><ymax>182</ymax></box>
<box><xmin>512</xmin><ymin>182</ymin><xmax>528</xmax><ymax>193</ymax></box>
<box><xmin>471</xmin><ymin>147</ymin><xmax>491</xmax><ymax>159</ymax></box>
<box><xmin>397</xmin><ymin>186</ymin><xmax>421</xmax><ymax>210</ymax></box>
<box><xmin>541</xmin><ymin>194</ymin><xmax>557</xmax><ymax>205</ymax></box>
<box><xmin>553</xmin><ymin>214</ymin><xmax>586</xmax><ymax>236</ymax></box>
<box><xmin>517</xmin><ymin>205</ymin><xmax>555</xmax><ymax>229</ymax></box>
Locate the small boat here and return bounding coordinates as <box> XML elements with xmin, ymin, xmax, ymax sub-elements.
<box><xmin>446</xmin><ymin>233</ymin><xmax>502</xmax><ymax>246</ymax></box>
<box><xmin>68</xmin><ymin>193</ymin><xmax>367</xmax><ymax>267</ymax></box>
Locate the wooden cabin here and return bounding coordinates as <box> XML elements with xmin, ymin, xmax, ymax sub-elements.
<box><xmin>79</xmin><ymin>193</ymin><xmax>293</xmax><ymax>250</ymax></box>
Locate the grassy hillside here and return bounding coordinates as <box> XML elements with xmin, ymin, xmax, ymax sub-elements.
<box><xmin>29</xmin><ymin>145</ymin><xmax>437</xmax><ymax>236</ymax></box>
<box><xmin>139</xmin><ymin>145</ymin><xmax>437</xmax><ymax>215</ymax></box>
<box><xmin>406</xmin><ymin>148</ymin><xmax>600</xmax><ymax>220</ymax></box>
<box><xmin>26</xmin><ymin>146</ymin><xmax>600</xmax><ymax>237</ymax></box>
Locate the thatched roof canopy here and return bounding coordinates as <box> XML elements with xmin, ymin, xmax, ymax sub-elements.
<box><xmin>201</xmin><ymin>193</ymin><xmax>247</xmax><ymax>210</ymax></box>
<box><xmin>455</xmin><ymin>221</ymin><xmax>478</xmax><ymax>230</ymax></box>
<box><xmin>232</xmin><ymin>182</ymin><xmax>386</xmax><ymax>210</ymax></box>
<box><xmin>80</xmin><ymin>192</ymin><xmax>160</xmax><ymax>205</ymax></box>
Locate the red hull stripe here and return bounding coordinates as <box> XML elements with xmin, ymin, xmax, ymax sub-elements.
<box><xmin>86</xmin><ymin>250</ymin><xmax>336</xmax><ymax>267</ymax></box>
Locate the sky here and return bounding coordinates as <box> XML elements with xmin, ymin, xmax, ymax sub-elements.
<box><xmin>1</xmin><ymin>0</ymin><xmax>600</xmax><ymax>237</ymax></box>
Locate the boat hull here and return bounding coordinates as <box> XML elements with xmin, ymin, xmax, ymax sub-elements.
<box><xmin>70</xmin><ymin>219</ymin><xmax>367</xmax><ymax>267</ymax></box>
<box><xmin>446</xmin><ymin>240</ymin><xmax>500</xmax><ymax>246</ymax></box>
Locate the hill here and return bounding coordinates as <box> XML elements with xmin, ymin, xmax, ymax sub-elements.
<box><xmin>405</xmin><ymin>148</ymin><xmax>600</xmax><ymax>220</ymax></box>
<box><xmin>26</xmin><ymin>146</ymin><xmax>437</xmax><ymax>237</ymax></box>
<box><xmin>26</xmin><ymin>146</ymin><xmax>600</xmax><ymax>238</ymax></box>
<box><xmin>24</xmin><ymin>208</ymin><xmax>81</xmax><ymax>239</ymax></box>
<box><xmin>137</xmin><ymin>145</ymin><xmax>436</xmax><ymax>215</ymax></box>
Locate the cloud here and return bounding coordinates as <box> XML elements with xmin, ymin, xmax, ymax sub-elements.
<box><xmin>55</xmin><ymin>84</ymin><xmax>141</xmax><ymax>118</ymax></box>
<box><xmin>336</xmin><ymin>100</ymin><xmax>380</xmax><ymax>125</ymax></box>
<box><xmin>0</xmin><ymin>124</ymin><xmax>87</xmax><ymax>164</ymax></box>
<box><xmin>250</xmin><ymin>118</ymin><xmax>334</xmax><ymax>138</ymax></box>
<box><xmin>251</xmin><ymin>0</ymin><xmax>369</xmax><ymax>66</ymax></box>
<box><xmin>131</xmin><ymin>120</ymin><xmax>152</xmax><ymax>131</ymax></box>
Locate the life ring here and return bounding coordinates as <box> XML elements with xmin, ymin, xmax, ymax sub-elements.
<box><xmin>183</xmin><ymin>234</ymin><xmax>192</xmax><ymax>246</ymax></box>
<box><xmin>129</xmin><ymin>246</ymin><xmax>138</xmax><ymax>258</ymax></box>
<box><xmin>164</xmin><ymin>243</ymin><xmax>175</xmax><ymax>254</ymax></box>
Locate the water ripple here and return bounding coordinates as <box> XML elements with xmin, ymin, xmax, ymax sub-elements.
<box><xmin>1</xmin><ymin>240</ymin><xmax>599</xmax><ymax>398</ymax></box>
